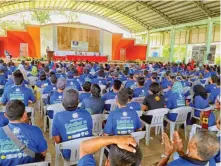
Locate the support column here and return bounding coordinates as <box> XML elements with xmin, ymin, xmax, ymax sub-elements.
<box><xmin>185</xmin><ymin>30</ymin><xmax>190</xmax><ymax>64</ymax></box>
<box><xmin>169</xmin><ymin>27</ymin><xmax>175</xmax><ymax>62</ymax></box>
<box><xmin>146</xmin><ymin>30</ymin><xmax>150</xmax><ymax>61</ymax></box>
<box><xmin>205</xmin><ymin>17</ymin><xmax>213</xmax><ymax>64</ymax></box>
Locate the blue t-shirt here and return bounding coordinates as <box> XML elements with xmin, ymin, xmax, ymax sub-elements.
<box><xmin>79</xmin><ymin>92</ymin><xmax>91</xmax><ymax>102</ymax></box>
<box><xmin>101</xmin><ymin>92</ymin><xmax>117</xmax><ymax>101</ymax></box>
<box><xmin>0</xmin><ymin>74</ymin><xmax>6</xmax><ymax>85</ymax></box>
<box><xmin>127</xmin><ymin>102</ymin><xmax>141</xmax><ymax>111</ymax></box>
<box><xmin>81</xmin><ymin>97</ymin><xmax>104</xmax><ymax>114</ymax></box>
<box><xmin>91</xmin><ymin>78</ymin><xmax>107</xmax><ymax>85</ymax></box>
<box><xmin>78</xmin><ymin>154</ymin><xmax>96</xmax><ymax>166</ymax></box>
<box><xmin>1</xmin><ymin>85</ymin><xmax>35</xmax><ymax>106</ymax></box>
<box><xmin>52</xmin><ymin>109</ymin><xmax>93</xmax><ymax>159</ymax></box>
<box><xmin>203</xmin><ymin>72</ymin><xmax>211</xmax><ymax>79</ymax></box>
<box><xmin>209</xmin><ymin>87</ymin><xmax>220</xmax><ymax>104</ymax></box>
<box><xmin>48</xmin><ymin>91</ymin><xmax>63</xmax><ymax>105</ymax></box>
<box><xmin>205</xmin><ymin>84</ymin><xmax>217</xmax><ymax>93</ymax></box>
<box><xmin>42</xmin><ymin>84</ymin><xmax>57</xmax><ymax>94</ymax></box>
<box><xmin>104</xmin><ymin>107</ymin><xmax>142</xmax><ymax>135</ymax></box>
<box><xmin>55</xmin><ymin>73</ymin><xmax>66</xmax><ymax>78</ymax></box>
<box><xmin>133</xmin><ymin>87</ymin><xmax>146</xmax><ymax>97</ymax></box>
<box><xmin>168</xmin><ymin>156</ymin><xmax>215</xmax><ymax>166</ymax></box>
<box><xmin>0</xmin><ymin>123</ymin><xmax>47</xmax><ymax>166</ymax></box>
<box><xmin>125</xmin><ymin>80</ymin><xmax>136</xmax><ymax>88</ymax></box>
<box><xmin>35</xmin><ymin>79</ymin><xmax>51</xmax><ymax>88</ymax></box>
<box><xmin>66</xmin><ymin>79</ymin><xmax>82</xmax><ymax>91</ymax></box>
<box><xmin>0</xmin><ymin>112</ymin><xmax>9</xmax><ymax>127</ymax></box>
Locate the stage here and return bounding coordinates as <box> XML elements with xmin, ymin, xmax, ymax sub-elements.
<box><xmin>53</xmin><ymin>55</ymin><xmax>108</xmax><ymax>62</ymax></box>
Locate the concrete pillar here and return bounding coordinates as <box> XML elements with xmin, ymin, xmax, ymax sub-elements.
<box><xmin>205</xmin><ymin>17</ymin><xmax>213</xmax><ymax>64</ymax></box>
<box><xmin>169</xmin><ymin>27</ymin><xmax>175</xmax><ymax>62</ymax></box>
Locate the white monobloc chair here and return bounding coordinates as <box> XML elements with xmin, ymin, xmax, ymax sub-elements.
<box><xmin>28</xmin><ymin>76</ymin><xmax>38</xmax><ymax>86</ymax></box>
<box><xmin>141</xmin><ymin>108</ymin><xmax>169</xmax><ymax>145</ymax></box>
<box><xmin>191</xmin><ymin>106</ymin><xmax>215</xmax><ymax>121</ymax></box>
<box><xmin>105</xmin><ymin>99</ymin><xmax>117</xmax><ymax>112</ymax></box>
<box><xmin>55</xmin><ymin>136</ymin><xmax>97</xmax><ymax>166</ymax></box>
<box><xmin>164</xmin><ymin>106</ymin><xmax>192</xmax><ymax>140</ymax></box>
<box><xmin>40</xmin><ymin>93</ymin><xmax>49</xmax><ymax>117</ymax></box>
<box><xmin>131</xmin><ymin>96</ymin><xmax>145</xmax><ymax>104</ymax></box>
<box><xmin>17</xmin><ymin>161</ymin><xmax>50</xmax><ymax>166</ymax></box>
<box><xmin>45</xmin><ymin>103</ymin><xmax>65</xmax><ymax>139</ymax></box>
<box><xmin>92</xmin><ymin>114</ymin><xmax>108</xmax><ymax>135</ymax></box>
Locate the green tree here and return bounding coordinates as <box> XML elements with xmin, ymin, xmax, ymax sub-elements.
<box><xmin>31</xmin><ymin>11</ymin><xmax>51</xmax><ymax>25</ymax></box>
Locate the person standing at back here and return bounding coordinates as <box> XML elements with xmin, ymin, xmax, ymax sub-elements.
<box><xmin>0</xmin><ymin>100</ymin><xmax>47</xmax><ymax>166</ymax></box>
<box><xmin>1</xmin><ymin>70</ymin><xmax>35</xmax><ymax>107</ymax></box>
<box><xmin>52</xmin><ymin>88</ymin><xmax>92</xmax><ymax>160</ymax></box>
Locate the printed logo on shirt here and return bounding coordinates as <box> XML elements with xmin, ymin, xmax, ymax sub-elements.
<box><xmin>155</xmin><ymin>96</ymin><xmax>160</xmax><ymax>101</ymax></box>
<box><xmin>70</xmin><ymin>82</ymin><xmax>73</xmax><ymax>85</ymax></box>
<box><xmin>123</xmin><ymin>112</ymin><xmax>128</xmax><ymax>117</ymax></box>
<box><xmin>53</xmin><ymin>87</ymin><xmax>56</xmax><ymax>90</ymax></box>
<box><xmin>12</xmin><ymin>128</ymin><xmax>21</xmax><ymax>135</ymax></box>
<box><xmin>58</xmin><ymin>96</ymin><xmax>62</xmax><ymax>99</ymax></box>
<box><xmin>72</xmin><ymin>113</ymin><xmax>78</xmax><ymax>119</ymax></box>
<box><xmin>129</xmin><ymin>106</ymin><xmax>133</xmax><ymax>109</ymax></box>
<box><xmin>16</xmin><ymin>88</ymin><xmax>20</xmax><ymax>92</ymax></box>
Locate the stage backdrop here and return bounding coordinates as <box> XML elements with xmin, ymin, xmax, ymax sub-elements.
<box><xmin>57</xmin><ymin>26</ymin><xmax>100</xmax><ymax>52</ymax></box>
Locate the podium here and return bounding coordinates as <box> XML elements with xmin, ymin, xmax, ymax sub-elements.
<box><xmin>47</xmin><ymin>51</ymin><xmax>54</xmax><ymax>61</ymax></box>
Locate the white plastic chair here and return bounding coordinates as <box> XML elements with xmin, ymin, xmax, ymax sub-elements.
<box><xmin>40</xmin><ymin>94</ymin><xmax>49</xmax><ymax>117</ymax></box>
<box><xmin>55</xmin><ymin>136</ymin><xmax>96</xmax><ymax>166</ymax></box>
<box><xmin>189</xmin><ymin>124</ymin><xmax>220</xmax><ymax>140</ymax></box>
<box><xmin>28</xmin><ymin>76</ymin><xmax>38</xmax><ymax>86</ymax></box>
<box><xmin>131</xmin><ymin>97</ymin><xmax>145</xmax><ymax>104</ymax></box>
<box><xmin>131</xmin><ymin>131</ymin><xmax>146</xmax><ymax>145</ymax></box>
<box><xmin>191</xmin><ymin>106</ymin><xmax>215</xmax><ymax>121</ymax></box>
<box><xmin>45</xmin><ymin>103</ymin><xmax>65</xmax><ymax>139</ymax></box>
<box><xmin>141</xmin><ymin>108</ymin><xmax>169</xmax><ymax>145</ymax></box>
<box><xmin>200</xmin><ymin>78</ymin><xmax>209</xmax><ymax>87</ymax></box>
<box><xmin>105</xmin><ymin>99</ymin><xmax>117</xmax><ymax>111</ymax></box>
<box><xmin>92</xmin><ymin>114</ymin><xmax>108</xmax><ymax>135</ymax></box>
<box><xmin>164</xmin><ymin>106</ymin><xmax>193</xmax><ymax>140</ymax></box>
<box><xmin>17</xmin><ymin>161</ymin><xmax>50</xmax><ymax>166</ymax></box>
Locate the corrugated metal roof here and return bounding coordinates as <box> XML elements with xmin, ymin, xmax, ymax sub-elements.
<box><xmin>0</xmin><ymin>0</ymin><xmax>220</xmax><ymax>32</ymax></box>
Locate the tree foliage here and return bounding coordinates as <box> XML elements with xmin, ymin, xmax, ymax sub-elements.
<box><xmin>31</xmin><ymin>11</ymin><xmax>51</xmax><ymax>25</ymax></box>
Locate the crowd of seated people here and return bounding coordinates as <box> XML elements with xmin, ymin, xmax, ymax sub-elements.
<box><xmin>0</xmin><ymin>58</ymin><xmax>220</xmax><ymax>166</ymax></box>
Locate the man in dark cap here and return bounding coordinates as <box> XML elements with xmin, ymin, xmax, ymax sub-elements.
<box><xmin>104</xmin><ymin>88</ymin><xmax>142</xmax><ymax>136</ymax></box>
<box><xmin>52</xmin><ymin>88</ymin><xmax>93</xmax><ymax>160</ymax></box>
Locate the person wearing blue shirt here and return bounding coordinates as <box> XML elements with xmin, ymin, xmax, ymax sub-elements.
<box><xmin>166</xmin><ymin>82</ymin><xmax>186</xmax><ymax>121</ymax></box>
<box><xmin>35</xmin><ymin>71</ymin><xmax>51</xmax><ymax>88</ymax></box>
<box><xmin>0</xmin><ymin>112</ymin><xmax>9</xmax><ymax>127</ymax></box>
<box><xmin>43</xmin><ymin>74</ymin><xmax>57</xmax><ymax>94</ymax></box>
<box><xmin>81</xmin><ymin>84</ymin><xmax>104</xmax><ymax>114</ymax></box>
<box><xmin>66</xmin><ymin>71</ymin><xmax>82</xmax><ymax>91</ymax></box>
<box><xmin>55</xmin><ymin>68</ymin><xmax>66</xmax><ymax>78</ymax></box>
<box><xmin>0</xmin><ymin>69</ymin><xmax>6</xmax><ymax>96</ymax></box>
<box><xmin>79</xmin><ymin>81</ymin><xmax>91</xmax><ymax>102</ymax></box>
<box><xmin>203</xmin><ymin>66</ymin><xmax>211</xmax><ymax>79</ymax></box>
<box><xmin>47</xmin><ymin>78</ymin><xmax>66</xmax><ymax>105</ymax></box>
<box><xmin>205</xmin><ymin>75</ymin><xmax>218</xmax><ymax>93</ymax></box>
<box><xmin>158</xmin><ymin>131</ymin><xmax>219</xmax><ymax>166</ymax></box>
<box><xmin>127</xmin><ymin>88</ymin><xmax>141</xmax><ymax>111</ymax></box>
<box><xmin>78</xmin><ymin>135</ymin><xmax>142</xmax><ymax>166</ymax></box>
<box><xmin>209</xmin><ymin>78</ymin><xmax>220</xmax><ymax>104</ymax></box>
<box><xmin>125</xmin><ymin>74</ymin><xmax>136</xmax><ymax>88</ymax></box>
<box><xmin>102</xmin><ymin>80</ymin><xmax>121</xmax><ymax>101</ymax></box>
<box><xmin>0</xmin><ymin>100</ymin><xmax>47</xmax><ymax>166</ymax></box>
<box><xmin>1</xmin><ymin>70</ymin><xmax>35</xmax><ymax>107</ymax></box>
<box><xmin>133</xmin><ymin>76</ymin><xmax>146</xmax><ymax>97</ymax></box>
<box><xmin>104</xmin><ymin>88</ymin><xmax>142</xmax><ymax>135</ymax></box>
<box><xmin>144</xmin><ymin>72</ymin><xmax>158</xmax><ymax>90</ymax></box>
<box><xmin>52</xmin><ymin>88</ymin><xmax>93</xmax><ymax>160</ymax></box>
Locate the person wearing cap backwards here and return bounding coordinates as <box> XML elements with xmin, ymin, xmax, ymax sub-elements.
<box><xmin>0</xmin><ymin>100</ymin><xmax>47</xmax><ymax>166</ymax></box>
<box><xmin>104</xmin><ymin>88</ymin><xmax>142</xmax><ymax>136</ymax></box>
<box><xmin>1</xmin><ymin>70</ymin><xmax>35</xmax><ymax>107</ymax></box>
<box><xmin>66</xmin><ymin>69</ymin><xmax>82</xmax><ymax>91</ymax></box>
<box><xmin>47</xmin><ymin>78</ymin><xmax>66</xmax><ymax>105</ymax></box>
<box><xmin>52</xmin><ymin>88</ymin><xmax>93</xmax><ymax>160</ymax></box>
<box><xmin>133</xmin><ymin>76</ymin><xmax>146</xmax><ymax>97</ymax></box>
<box><xmin>81</xmin><ymin>84</ymin><xmax>104</xmax><ymax>114</ymax></box>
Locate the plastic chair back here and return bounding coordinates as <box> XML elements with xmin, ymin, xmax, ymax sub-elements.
<box><xmin>92</xmin><ymin>114</ymin><xmax>107</xmax><ymax>134</ymax></box>
<box><xmin>169</xmin><ymin>106</ymin><xmax>192</xmax><ymax>122</ymax></box>
<box><xmin>28</xmin><ymin>76</ymin><xmax>38</xmax><ymax>86</ymax></box>
<box><xmin>146</xmin><ymin>108</ymin><xmax>169</xmax><ymax>125</ymax></box>
<box><xmin>131</xmin><ymin>131</ymin><xmax>146</xmax><ymax>144</ymax></box>
<box><xmin>131</xmin><ymin>97</ymin><xmax>145</xmax><ymax>104</ymax></box>
<box><xmin>17</xmin><ymin>162</ymin><xmax>50</xmax><ymax>166</ymax></box>
<box><xmin>105</xmin><ymin>99</ymin><xmax>117</xmax><ymax>111</ymax></box>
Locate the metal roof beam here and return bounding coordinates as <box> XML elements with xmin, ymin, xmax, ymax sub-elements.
<box><xmin>137</xmin><ymin>1</ymin><xmax>174</xmax><ymax>25</ymax></box>
<box><xmin>83</xmin><ymin>1</ymin><xmax>149</xmax><ymax>29</ymax></box>
<box><xmin>192</xmin><ymin>0</ymin><xmax>213</xmax><ymax>17</ymax></box>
